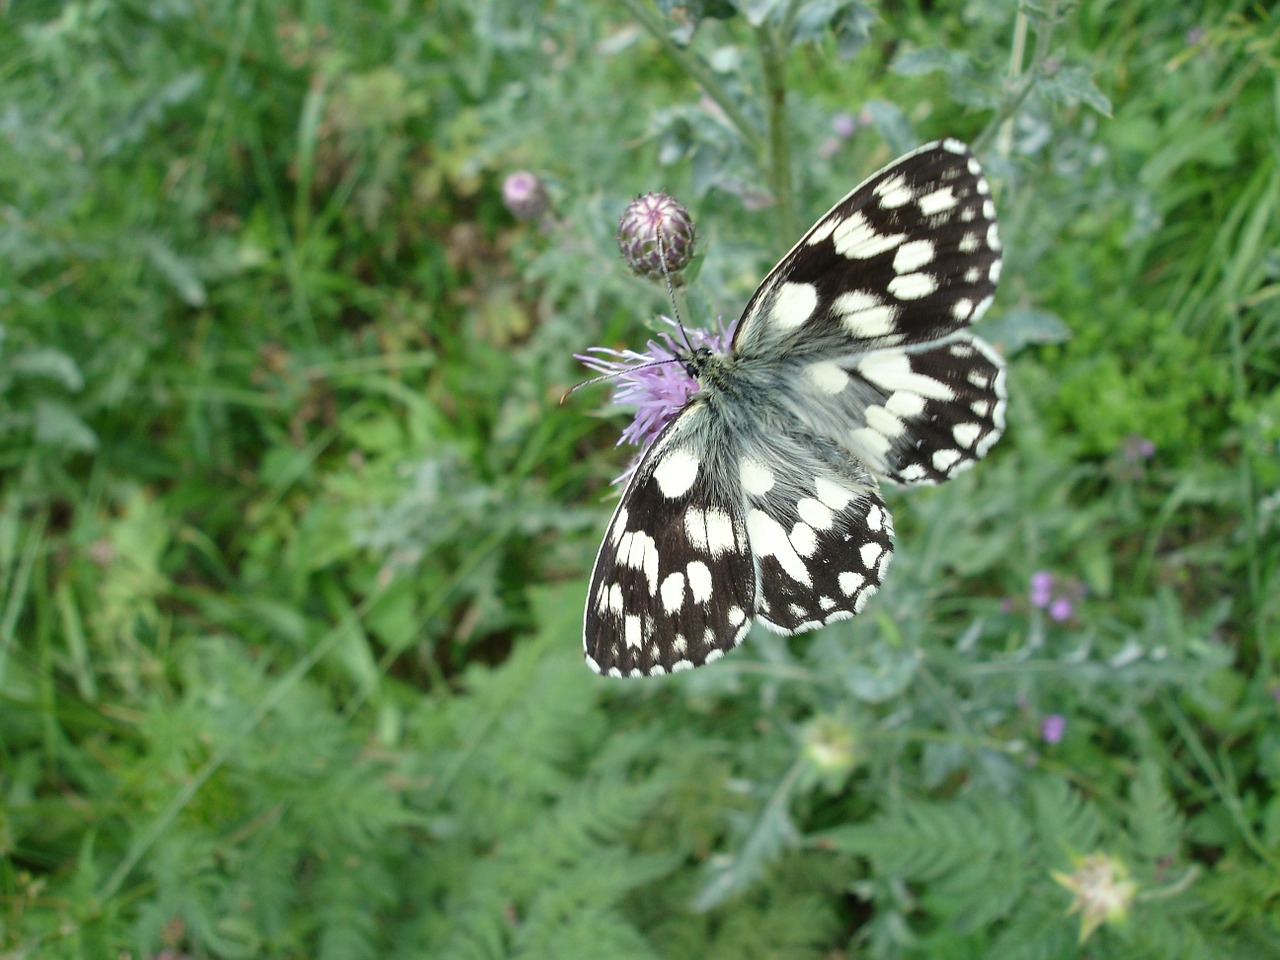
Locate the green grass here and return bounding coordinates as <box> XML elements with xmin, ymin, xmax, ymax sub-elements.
<box><xmin>2</xmin><ymin>1</ymin><xmax>1279</xmax><ymax>958</ymax></box>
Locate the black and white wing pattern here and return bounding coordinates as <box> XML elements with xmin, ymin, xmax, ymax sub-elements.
<box><xmin>585</xmin><ymin>139</ymin><xmax>1005</xmax><ymax>677</ymax></box>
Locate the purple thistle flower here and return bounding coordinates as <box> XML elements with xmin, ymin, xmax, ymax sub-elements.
<box><xmin>1041</xmin><ymin>713</ymin><xmax>1067</xmax><ymax>744</ymax></box>
<box><xmin>1030</xmin><ymin>571</ymin><xmax>1054</xmax><ymax>609</ymax></box>
<box><xmin>576</xmin><ymin>316</ymin><xmax>735</xmax><ymax>478</ymax></box>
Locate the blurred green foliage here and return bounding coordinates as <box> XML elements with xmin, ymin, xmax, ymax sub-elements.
<box><xmin>2</xmin><ymin>1</ymin><xmax>1278</xmax><ymax>958</ymax></box>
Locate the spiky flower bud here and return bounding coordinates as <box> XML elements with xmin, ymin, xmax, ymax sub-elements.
<box><xmin>1052</xmin><ymin>853</ymin><xmax>1138</xmax><ymax>943</ymax></box>
<box><xmin>502</xmin><ymin>171</ymin><xmax>550</xmax><ymax>222</ymax></box>
<box><xmin>616</xmin><ymin>192</ymin><xmax>696</xmax><ymax>283</ymax></box>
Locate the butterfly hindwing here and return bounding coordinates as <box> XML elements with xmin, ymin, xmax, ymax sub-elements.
<box><xmin>584</xmin><ymin>402</ymin><xmax>756</xmax><ymax>677</ymax></box>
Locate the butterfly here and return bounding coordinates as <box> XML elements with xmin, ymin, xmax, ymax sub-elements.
<box><xmin>584</xmin><ymin>139</ymin><xmax>1006</xmax><ymax>677</ymax></box>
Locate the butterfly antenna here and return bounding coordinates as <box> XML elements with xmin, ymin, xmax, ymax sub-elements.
<box><xmin>654</xmin><ymin>230</ymin><xmax>694</xmax><ymax>355</ymax></box>
<box><xmin>559</xmin><ymin>357</ymin><xmax>683</xmax><ymax>405</ymax></box>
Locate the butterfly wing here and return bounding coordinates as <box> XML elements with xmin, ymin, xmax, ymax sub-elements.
<box><xmin>727</xmin><ymin>420</ymin><xmax>894</xmax><ymax>637</ymax></box>
<box><xmin>730</xmin><ymin>139</ymin><xmax>1006</xmax><ymax>486</ymax></box>
<box><xmin>584</xmin><ymin>400</ymin><xmax>757</xmax><ymax>677</ymax></box>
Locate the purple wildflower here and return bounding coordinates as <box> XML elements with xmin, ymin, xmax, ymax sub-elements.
<box><xmin>576</xmin><ymin>316</ymin><xmax>735</xmax><ymax>476</ymax></box>
<box><xmin>1030</xmin><ymin>571</ymin><xmax>1054</xmax><ymax>608</ymax></box>
<box><xmin>1049</xmin><ymin>596</ymin><xmax>1074</xmax><ymax>622</ymax></box>
<box><xmin>502</xmin><ymin>171</ymin><xmax>550</xmax><ymax>222</ymax></box>
<box><xmin>1121</xmin><ymin>434</ymin><xmax>1156</xmax><ymax>464</ymax></box>
<box><xmin>832</xmin><ymin>112</ymin><xmax>857</xmax><ymax>139</ymax></box>
<box><xmin>1041</xmin><ymin>714</ymin><xmax>1067</xmax><ymax>744</ymax></box>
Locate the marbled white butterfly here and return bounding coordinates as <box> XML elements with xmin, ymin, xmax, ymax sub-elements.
<box><xmin>585</xmin><ymin>139</ymin><xmax>1006</xmax><ymax>678</ymax></box>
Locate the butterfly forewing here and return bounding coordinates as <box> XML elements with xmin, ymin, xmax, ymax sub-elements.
<box><xmin>734</xmin><ymin>139</ymin><xmax>1001</xmax><ymax>358</ymax></box>
<box><xmin>584</xmin><ymin>140</ymin><xmax>1007</xmax><ymax>677</ymax></box>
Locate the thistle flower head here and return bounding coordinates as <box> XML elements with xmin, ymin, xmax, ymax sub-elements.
<box><xmin>576</xmin><ymin>315</ymin><xmax>734</xmax><ymax>477</ymax></box>
<box><xmin>1052</xmin><ymin>853</ymin><xmax>1138</xmax><ymax>943</ymax></box>
<box><xmin>616</xmin><ymin>192</ymin><xmax>697</xmax><ymax>282</ymax></box>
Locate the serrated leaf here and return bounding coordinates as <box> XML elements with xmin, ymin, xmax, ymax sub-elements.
<box><xmin>9</xmin><ymin>348</ymin><xmax>85</xmax><ymax>390</ymax></box>
<box><xmin>33</xmin><ymin>398</ymin><xmax>98</xmax><ymax>451</ymax></box>
<box><xmin>890</xmin><ymin>46</ymin><xmax>974</xmax><ymax>79</ymax></box>
<box><xmin>145</xmin><ymin>237</ymin><xmax>207</xmax><ymax>307</ymax></box>
<box><xmin>732</xmin><ymin>0</ymin><xmax>787</xmax><ymax>27</ymax></box>
<box><xmin>1039</xmin><ymin>65</ymin><xmax>1112</xmax><ymax>117</ymax></box>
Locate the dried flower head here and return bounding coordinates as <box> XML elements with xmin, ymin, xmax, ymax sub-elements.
<box><xmin>1052</xmin><ymin>852</ymin><xmax>1138</xmax><ymax>943</ymax></box>
<box><xmin>616</xmin><ymin>192</ymin><xmax>697</xmax><ymax>282</ymax></box>
<box><xmin>502</xmin><ymin>171</ymin><xmax>550</xmax><ymax>222</ymax></box>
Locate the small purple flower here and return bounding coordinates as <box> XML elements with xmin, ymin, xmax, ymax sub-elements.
<box><xmin>1041</xmin><ymin>714</ymin><xmax>1067</xmax><ymax>744</ymax></box>
<box><xmin>576</xmin><ymin>316</ymin><xmax>735</xmax><ymax>475</ymax></box>
<box><xmin>1030</xmin><ymin>571</ymin><xmax>1054</xmax><ymax>608</ymax></box>
<box><xmin>1049</xmin><ymin>596</ymin><xmax>1074</xmax><ymax>622</ymax></box>
<box><xmin>1186</xmin><ymin>26</ymin><xmax>1205</xmax><ymax>45</ymax></box>
<box><xmin>1121</xmin><ymin>434</ymin><xmax>1156</xmax><ymax>464</ymax></box>
<box><xmin>502</xmin><ymin>171</ymin><xmax>550</xmax><ymax>222</ymax></box>
<box><xmin>832</xmin><ymin>112</ymin><xmax>857</xmax><ymax>139</ymax></box>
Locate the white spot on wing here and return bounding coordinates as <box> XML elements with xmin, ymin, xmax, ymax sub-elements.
<box><xmin>740</xmin><ymin>457</ymin><xmax>776</xmax><ymax>496</ymax></box>
<box><xmin>917</xmin><ymin>188</ymin><xmax>957</xmax><ymax>216</ymax></box>
<box><xmin>771</xmin><ymin>281</ymin><xmax>819</xmax><ymax>329</ymax></box>
<box><xmin>831</xmin><ymin>211</ymin><xmax>906</xmax><ymax>259</ymax></box>
<box><xmin>806</xmin><ymin>361</ymin><xmax>850</xmax><ymax>395</ymax></box>
<box><xmin>660</xmin><ymin>571</ymin><xmax>686</xmax><ymax>614</ymax></box>
<box><xmin>834</xmin><ymin>290</ymin><xmax>900</xmax><ymax>337</ymax></box>
<box><xmin>747</xmin><ymin>509</ymin><xmax>812</xmax><ymax>586</ymax></box>
<box><xmin>887</xmin><ymin>272</ymin><xmax>938</xmax><ymax>300</ymax></box>
<box><xmin>686</xmin><ymin>560</ymin><xmax>713</xmax><ymax>602</ymax></box>
<box><xmin>814</xmin><ymin>476</ymin><xmax>855</xmax><ymax>511</ymax></box>
<box><xmin>893</xmin><ymin>239</ymin><xmax>935</xmax><ymax>274</ymax></box>
<box><xmin>624</xmin><ymin>615</ymin><xmax>642</xmax><ymax>650</ymax></box>
<box><xmin>953</xmin><ymin>422</ymin><xmax>982</xmax><ymax>448</ymax></box>
<box><xmin>864</xmin><ymin>404</ymin><xmax>906</xmax><ymax>439</ymax></box>
<box><xmin>839</xmin><ymin>571</ymin><xmax>865</xmax><ymax>596</ymax></box>
<box><xmin>797</xmin><ymin>497</ymin><xmax>834</xmax><ymax>530</ymax></box>
<box><xmin>884</xmin><ymin>390</ymin><xmax>926</xmax><ymax>419</ymax></box>
<box><xmin>653</xmin><ymin>449</ymin><xmax>699</xmax><ymax>498</ymax></box>
<box><xmin>932</xmin><ymin>448</ymin><xmax>963</xmax><ymax>472</ymax></box>
<box><xmin>856</xmin><ymin>352</ymin><xmax>957</xmax><ymax>401</ymax></box>
<box><xmin>789</xmin><ymin>521</ymin><xmax>817</xmax><ymax>557</ymax></box>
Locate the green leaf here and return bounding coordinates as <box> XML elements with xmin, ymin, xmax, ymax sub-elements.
<box><xmin>1038</xmin><ymin>65</ymin><xmax>1112</xmax><ymax>117</ymax></box>
<box><xmin>977</xmin><ymin>307</ymin><xmax>1072</xmax><ymax>354</ymax></box>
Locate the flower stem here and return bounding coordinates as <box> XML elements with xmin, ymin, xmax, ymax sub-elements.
<box><xmin>756</xmin><ymin>21</ymin><xmax>799</xmax><ymax>240</ymax></box>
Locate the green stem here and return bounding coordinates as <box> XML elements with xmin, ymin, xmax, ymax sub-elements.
<box><xmin>756</xmin><ymin>22</ymin><xmax>799</xmax><ymax>240</ymax></box>
<box><xmin>974</xmin><ymin>0</ymin><xmax>1064</xmax><ymax>157</ymax></box>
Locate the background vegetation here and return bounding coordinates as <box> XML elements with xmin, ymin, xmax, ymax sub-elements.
<box><xmin>2</xmin><ymin>0</ymin><xmax>1277</xmax><ymax>957</ymax></box>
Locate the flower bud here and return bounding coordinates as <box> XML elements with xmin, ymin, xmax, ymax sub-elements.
<box><xmin>502</xmin><ymin>171</ymin><xmax>550</xmax><ymax>222</ymax></box>
<box><xmin>616</xmin><ymin>192</ymin><xmax>696</xmax><ymax>282</ymax></box>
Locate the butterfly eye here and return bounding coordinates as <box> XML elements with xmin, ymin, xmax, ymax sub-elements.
<box><xmin>682</xmin><ymin>346</ymin><xmax>714</xmax><ymax>379</ymax></box>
